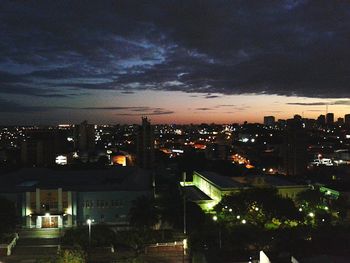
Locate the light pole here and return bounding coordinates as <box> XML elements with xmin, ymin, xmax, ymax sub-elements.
<box><xmin>212</xmin><ymin>215</ymin><xmax>221</xmax><ymax>249</ymax></box>
<box><xmin>87</xmin><ymin>219</ymin><xmax>92</xmax><ymax>246</ymax></box>
<box><xmin>183</xmin><ymin>172</ymin><xmax>187</xmax><ymax>235</ymax></box>
<box><xmin>183</xmin><ymin>172</ymin><xmax>186</xmax><ymax>263</ymax></box>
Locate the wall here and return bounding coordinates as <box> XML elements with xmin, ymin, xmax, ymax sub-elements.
<box><xmin>77</xmin><ymin>190</ymin><xmax>151</xmax><ymax>224</ymax></box>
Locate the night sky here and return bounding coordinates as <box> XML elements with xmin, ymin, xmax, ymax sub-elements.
<box><xmin>1</xmin><ymin>0</ymin><xmax>350</xmax><ymax>124</ymax></box>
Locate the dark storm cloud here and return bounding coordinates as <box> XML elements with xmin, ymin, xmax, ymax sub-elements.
<box><xmin>205</xmin><ymin>94</ymin><xmax>220</xmax><ymax>99</ymax></box>
<box><xmin>115</xmin><ymin>110</ymin><xmax>174</xmax><ymax>116</ymax></box>
<box><xmin>0</xmin><ymin>99</ymin><xmax>74</xmax><ymax>112</ymax></box>
<box><xmin>287</xmin><ymin>102</ymin><xmax>329</xmax><ymax>106</ymax></box>
<box><xmin>81</xmin><ymin>106</ymin><xmax>174</xmax><ymax>115</ymax></box>
<box><xmin>196</xmin><ymin>108</ymin><xmax>213</xmax><ymax>111</ymax></box>
<box><xmin>287</xmin><ymin>100</ymin><xmax>350</xmax><ymax>106</ymax></box>
<box><xmin>1</xmin><ymin>0</ymin><xmax>350</xmax><ymax>100</ymax></box>
<box><xmin>215</xmin><ymin>105</ymin><xmax>250</xmax><ymax>111</ymax></box>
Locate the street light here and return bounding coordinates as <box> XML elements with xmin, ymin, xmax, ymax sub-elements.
<box><xmin>183</xmin><ymin>172</ymin><xmax>187</xmax><ymax>236</ymax></box>
<box><xmin>212</xmin><ymin>215</ymin><xmax>221</xmax><ymax>249</ymax></box>
<box><xmin>87</xmin><ymin>219</ymin><xmax>93</xmax><ymax>246</ymax></box>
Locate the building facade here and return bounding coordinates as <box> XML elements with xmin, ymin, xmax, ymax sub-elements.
<box><xmin>184</xmin><ymin>171</ymin><xmax>308</xmax><ymax>211</ymax></box>
<box><xmin>0</xmin><ymin>167</ymin><xmax>151</xmax><ymax>229</ymax></box>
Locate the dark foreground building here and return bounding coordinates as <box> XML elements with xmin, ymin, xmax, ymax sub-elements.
<box><xmin>283</xmin><ymin>117</ymin><xmax>308</xmax><ymax>176</ymax></box>
<box><xmin>136</xmin><ymin>117</ymin><xmax>155</xmax><ymax>169</ymax></box>
<box><xmin>0</xmin><ymin>167</ymin><xmax>151</xmax><ymax>229</ymax></box>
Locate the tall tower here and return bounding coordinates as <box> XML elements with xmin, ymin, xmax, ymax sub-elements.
<box><xmin>21</xmin><ymin>129</ymin><xmax>68</xmax><ymax>166</ymax></box>
<box><xmin>136</xmin><ymin>117</ymin><xmax>155</xmax><ymax>169</ymax></box>
<box><xmin>74</xmin><ymin>121</ymin><xmax>95</xmax><ymax>152</ymax></box>
<box><xmin>326</xmin><ymin>113</ymin><xmax>334</xmax><ymax>126</ymax></box>
<box><xmin>283</xmin><ymin>116</ymin><xmax>308</xmax><ymax>176</ymax></box>
<box><xmin>345</xmin><ymin>114</ymin><xmax>350</xmax><ymax>127</ymax></box>
<box><xmin>317</xmin><ymin>115</ymin><xmax>326</xmax><ymax>127</ymax></box>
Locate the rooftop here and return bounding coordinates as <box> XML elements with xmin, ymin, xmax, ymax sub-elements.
<box><xmin>233</xmin><ymin>175</ymin><xmax>307</xmax><ymax>187</ymax></box>
<box><xmin>0</xmin><ymin>167</ymin><xmax>151</xmax><ymax>193</ymax></box>
<box><xmin>195</xmin><ymin>171</ymin><xmax>244</xmax><ymax>190</ymax></box>
<box><xmin>183</xmin><ymin>186</ymin><xmax>212</xmax><ymax>202</ymax></box>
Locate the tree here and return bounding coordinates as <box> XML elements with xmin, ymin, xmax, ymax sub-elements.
<box><xmin>296</xmin><ymin>189</ymin><xmax>324</xmax><ymax>210</ymax></box>
<box><xmin>0</xmin><ymin>197</ymin><xmax>17</xmax><ymax>234</ymax></box>
<box><xmin>155</xmin><ymin>183</ymin><xmax>183</xmax><ymax>228</ymax></box>
<box><xmin>215</xmin><ymin>187</ymin><xmax>301</xmax><ymax>228</ymax></box>
<box><xmin>129</xmin><ymin>196</ymin><xmax>159</xmax><ymax>229</ymax></box>
<box><xmin>62</xmin><ymin>225</ymin><xmax>116</xmax><ymax>249</ymax></box>
<box><xmin>56</xmin><ymin>249</ymin><xmax>86</xmax><ymax>263</ymax></box>
<box><xmin>115</xmin><ymin>229</ymin><xmax>155</xmax><ymax>255</ymax></box>
<box><xmin>331</xmin><ymin>194</ymin><xmax>349</xmax><ymax>220</ymax></box>
<box><xmin>296</xmin><ymin>188</ymin><xmax>348</xmax><ymax>224</ymax></box>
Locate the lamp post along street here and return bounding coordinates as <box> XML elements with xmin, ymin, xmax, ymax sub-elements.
<box><xmin>87</xmin><ymin>219</ymin><xmax>92</xmax><ymax>246</ymax></box>
<box><xmin>212</xmin><ymin>215</ymin><xmax>222</xmax><ymax>249</ymax></box>
<box><xmin>183</xmin><ymin>172</ymin><xmax>186</xmax><ymax>235</ymax></box>
<box><xmin>183</xmin><ymin>172</ymin><xmax>186</xmax><ymax>263</ymax></box>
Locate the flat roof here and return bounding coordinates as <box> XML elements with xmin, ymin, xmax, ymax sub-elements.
<box><xmin>183</xmin><ymin>186</ymin><xmax>212</xmax><ymax>202</ymax></box>
<box><xmin>0</xmin><ymin>167</ymin><xmax>151</xmax><ymax>193</ymax></box>
<box><xmin>194</xmin><ymin>171</ymin><xmax>244</xmax><ymax>190</ymax></box>
<box><xmin>232</xmin><ymin>175</ymin><xmax>307</xmax><ymax>187</ymax></box>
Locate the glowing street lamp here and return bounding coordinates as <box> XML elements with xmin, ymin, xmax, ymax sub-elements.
<box><xmin>212</xmin><ymin>215</ymin><xmax>221</xmax><ymax>249</ymax></box>
<box><xmin>87</xmin><ymin>219</ymin><xmax>93</xmax><ymax>245</ymax></box>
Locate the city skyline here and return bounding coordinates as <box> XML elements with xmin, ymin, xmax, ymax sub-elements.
<box><xmin>1</xmin><ymin>1</ymin><xmax>350</xmax><ymax>124</ymax></box>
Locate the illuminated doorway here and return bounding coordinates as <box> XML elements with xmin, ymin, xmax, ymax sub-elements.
<box><xmin>41</xmin><ymin>216</ymin><xmax>58</xmax><ymax>228</ymax></box>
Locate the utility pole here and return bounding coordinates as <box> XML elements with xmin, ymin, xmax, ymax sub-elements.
<box><xmin>182</xmin><ymin>172</ymin><xmax>187</xmax><ymax>263</ymax></box>
<box><xmin>183</xmin><ymin>171</ymin><xmax>186</xmax><ymax>235</ymax></box>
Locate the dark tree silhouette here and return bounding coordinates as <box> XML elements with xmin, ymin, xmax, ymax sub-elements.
<box><xmin>129</xmin><ymin>196</ymin><xmax>159</xmax><ymax>229</ymax></box>
<box><xmin>0</xmin><ymin>197</ymin><xmax>17</xmax><ymax>234</ymax></box>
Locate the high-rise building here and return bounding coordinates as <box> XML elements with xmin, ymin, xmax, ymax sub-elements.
<box><xmin>337</xmin><ymin>118</ymin><xmax>344</xmax><ymax>125</ymax></box>
<box><xmin>317</xmin><ymin>115</ymin><xmax>326</xmax><ymax>127</ymax></box>
<box><xmin>277</xmin><ymin>119</ymin><xmax>287</xmax><ymax>129</ymax></box>
<box><xmin>74</xmin><ymin>121</ymin><xmax>95</xmax><ymax>152</ymax></box>
<box><xmin>21</xmin><ymin>129</ymin><xmax>69</xmax><ymax>166</ymax></box>
<box><xmin>345</xmin><ymin>114</ymin><xmax>350</xmax><ymax>126</ymax></box>
<box><xmin>326</xmin><ymin>113</ymin><xmax>334</xmax><ymax>125</ymax></box>
<box><xmin>282</xmin><ymin>117</ymin><xmax>308</xmax><ymax>176</ymax></box>
<box><xmin>136</xmin><ymin>117</ymin><xmax>155</xmax><ymax>169</ymax></box>
<box><xmin>264</xmin><ymin>116</ymin><xmax>275</xmax><ymax>127</ymax></box>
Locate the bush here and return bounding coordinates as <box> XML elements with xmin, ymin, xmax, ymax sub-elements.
<box><xmin>56</xmin><ymin>249</ymin><xmax>86</xmax><ymax>263</ymax></box>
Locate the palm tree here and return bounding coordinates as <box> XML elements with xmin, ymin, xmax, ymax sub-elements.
<box><xmin>129</xmin><ymin>196</ymin><xmax>159</xmax><ymax>229</ymax></box>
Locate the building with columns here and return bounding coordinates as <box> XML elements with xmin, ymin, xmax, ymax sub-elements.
<box><xmin>24</xmin><ymin>188</ymin><xmax>75</xmax><ymax>228</ymax></box>
<box><xmin>0</xmin><ymin>167</ymin><xmax>151</xmax><ymax>229</ymax></box>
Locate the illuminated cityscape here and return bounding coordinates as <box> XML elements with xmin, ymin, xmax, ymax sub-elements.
<box><xmin>1</xmin><ymin>1</ymin><xmax>350</xmax><ymax>263</ymax></box>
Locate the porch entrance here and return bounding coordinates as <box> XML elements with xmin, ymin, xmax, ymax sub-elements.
<box><xmin>41</xmin><ymin>216</ymin><xmax>58</xmax><ymax>228</ymax></box>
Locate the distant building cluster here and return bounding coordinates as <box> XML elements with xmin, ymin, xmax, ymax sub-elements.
<box><xmin>1</xmin><ymin>114</ymin><xmax>350</xmax><ymax>230</ymax></box>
